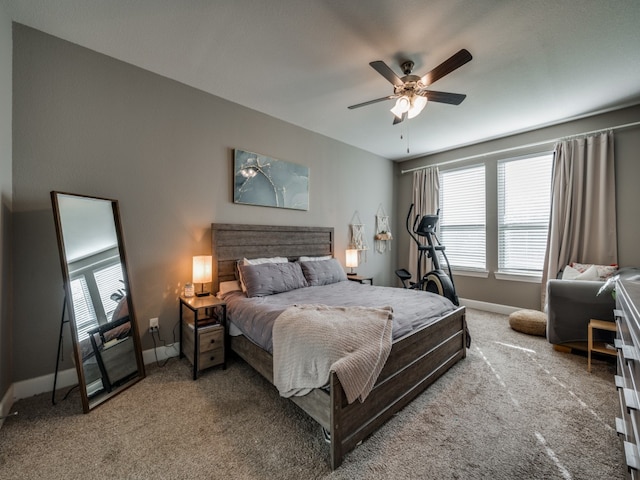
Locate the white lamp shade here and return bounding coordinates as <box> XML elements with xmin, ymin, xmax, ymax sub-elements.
<box><xmin>390</xmin><ymin>96</ymin><xmax>411</xmax><ymax>118</ymax></box>
<box><xmin>192</xmin><ymin>255</ymin><xmax>213</xmax><ymax>284</ymax></box>
<box><xmin>345</xmin><ymin>249</ymin><xmax>359</xmax><ymax>268</ymax></box>
<box><xmin>408</xmin><ymin>95</ymin><xmax>428</xmax><ymax>119</ymax></box>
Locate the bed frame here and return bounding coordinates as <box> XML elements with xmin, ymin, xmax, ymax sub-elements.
<box><xmin>211</xmin><ymin>223</ymin><xmax>467</xmax><ymax>469</ymax></box>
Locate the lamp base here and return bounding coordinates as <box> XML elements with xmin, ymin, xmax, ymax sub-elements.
<box><xmin>347</xmin><ymin>272</ymin><xmax>357</xmax><ymax>276</ymax></box>
<box><xmin>195</xmin><ymin>291</ymin><xmax>210</xmax><ymax>297</ymax></box>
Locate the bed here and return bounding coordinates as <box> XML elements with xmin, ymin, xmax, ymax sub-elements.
<box><xmin>212</xmin><ymin>223</ymin><xmax>468</xmax><ymax>469</ymax></box>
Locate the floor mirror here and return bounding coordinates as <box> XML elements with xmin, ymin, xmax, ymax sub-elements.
<box><xmin>51</xmin><ymin>191</ymin><xmax>145</xmax><ymax>412</ymax></box>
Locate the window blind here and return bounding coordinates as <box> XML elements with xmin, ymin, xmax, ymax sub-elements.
<box><xmin>94</xmin><ymin>263</ymin><xmax>125</xmax><ymax>321</ymax></box>
<box><xmin>70</xmin><ymin>276</ymin><xmax>99</xmax><ymax>342</ymax></box>
<box><xmin>438</xmin><ymin>165</ymin><xmax>486</xmax><ymax>270</ymax></box>
<box><xmin>498</xmin><ymin>154</ymin><xmax>553</xmax><ymax>274</ymax></box>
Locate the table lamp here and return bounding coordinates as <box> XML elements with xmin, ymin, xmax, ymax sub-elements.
<box><xmin>345</xmin><ymin>249</ymin><xmax>358</xmax><ymax>276</ymax></box>
<box><xmin>193</xmin><ymin>255</ymin><xmax>212</xmax><ymax>296</ymax></box>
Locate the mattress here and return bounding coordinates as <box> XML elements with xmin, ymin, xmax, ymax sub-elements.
<box><xmin>221</xmin><ymin>280</ymin><xmax>457</xmax><ymax>353</ymax></box>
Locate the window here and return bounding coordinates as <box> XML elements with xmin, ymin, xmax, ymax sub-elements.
<box><xmin>438</xmin><ymin>165</ymin><xmax>486</xmax><ymax>271</ymax></box>
<box><xmin>498</xmin><ymin>154</ymin><xmax>553</xmax><ymax>275</ymax></box>
<box><xmin>70</xmin><ymin>276</ymin><xmax>99</xmax><ymax>342</ymax></box>
<box><xmin>93</xmin><ymin>263</ymin><xmax>125</xmax><ymax>321</ymax></box>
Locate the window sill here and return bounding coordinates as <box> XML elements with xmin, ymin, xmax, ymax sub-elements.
<box><xmin>494</xmin><ymin>271</ymin><xmax>542</xmax><ymax>283</ymax></box>
<box><xmin>452</xmin><ymin>269</ymin><xmax>489</xmax><ymax>279</ymax></box>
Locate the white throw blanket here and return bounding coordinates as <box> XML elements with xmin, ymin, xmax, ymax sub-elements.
<box><xmin>272</xmin><ymin>304</ymin><xmax>393</xmax><ymax>404</ymax></box>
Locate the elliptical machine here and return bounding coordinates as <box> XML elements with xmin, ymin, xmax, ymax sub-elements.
<box><xmin>396</xmin><ymin>203</ymin><xmax>459</xmax><ymax>306</ymax></box>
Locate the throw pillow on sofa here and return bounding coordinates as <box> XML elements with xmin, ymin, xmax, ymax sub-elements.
<box><xmin>571</xmin><ymin>262</ymin><xmax>618</xmax><ymax>280</ymax></box>
<box><xmin>562</xmin><ymin>264</ymin><xmax>599</xmax><ymax>280</ymax></box>
<box><xmin>562</xmin><ymin>263</ymin><xmax>618</xmax><ymax>281</ymax></box>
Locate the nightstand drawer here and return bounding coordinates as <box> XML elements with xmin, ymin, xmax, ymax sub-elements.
<box><xmin>199</xmin><ymin>326</ymin><xmax>223</xmax><ymax>353</ymax></box>
<box><xmin>199</xmin><ymin>346</ymin><xmax>224</xmax><ymax>369</ymax></box>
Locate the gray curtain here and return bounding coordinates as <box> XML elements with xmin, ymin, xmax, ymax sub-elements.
<box><xmin>409</xmin><ymin>167</ymin><xmax>439</xmax><ymax>283</ymax></box>
<box><xmin>541</xmin><ymin>131</ymin><xmax>617</xmax><ymax>306</ymax></box>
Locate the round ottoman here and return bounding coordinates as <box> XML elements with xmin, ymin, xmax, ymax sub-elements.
<box><xmin>509</xmin><ymin>309</ymin><xmax>547</xmax><ymax>337</ymax></box>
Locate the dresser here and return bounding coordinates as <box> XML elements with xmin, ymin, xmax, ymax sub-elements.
<box><xmin>615</xmin><ymin>270</ymin><xmax>640</xmax><ymax>478</ymax></box>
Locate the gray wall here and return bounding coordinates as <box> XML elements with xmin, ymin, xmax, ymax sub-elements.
<box><xmin>395</xmin><ymin>104</ymin><xmax>640</xmax><ymax>310</ymax></box>
<box><xmin>0</xmin><ymin>4</ymin><xmax>13</xmax><ymax>402</ymax></box>
<box><xmin>12</xmin><ymin>25</ymin><xmax>395</xmax><ymax>382</ymax></box>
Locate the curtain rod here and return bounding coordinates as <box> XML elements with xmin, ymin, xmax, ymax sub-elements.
<box><xmin>400</xmin><ymin>119</ymin><xmax>640</xmax><ymax>175</ymax></box>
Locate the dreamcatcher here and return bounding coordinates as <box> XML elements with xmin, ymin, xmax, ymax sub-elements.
<box><xmin>349</xmin><ymin>211</ymin><xmax>368</xmax><ymax>263</ymax></box>
<box><xmin>374</xmin><ymin>204</ymin><xmax>393</xmax><ymax>254</ymax></box>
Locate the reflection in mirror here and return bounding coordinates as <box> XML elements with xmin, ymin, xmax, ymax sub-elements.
<box><xmin>51</xmin><ymin>191</ymin><xmax>145</xmax><ymax>412</ymax></box>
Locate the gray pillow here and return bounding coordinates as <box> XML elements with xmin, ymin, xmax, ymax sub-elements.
<box><xmin>239</xmin><ymin>262</ymin><xmax>308</xmax><ymax>297</ymax></box>
<box><xmin>300</xmin><ymin>258</ymin><xmax>348</xmax><ymax>286</ymax></box>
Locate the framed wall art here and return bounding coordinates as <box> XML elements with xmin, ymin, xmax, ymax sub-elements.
<box><xmin>233</xmin><ymin>149</ymin><xmax>309</xmax><ymax>210</ymax></box>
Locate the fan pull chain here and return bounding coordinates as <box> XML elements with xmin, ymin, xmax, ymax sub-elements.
<box><xmin>402</xmin><ymin>125</ymin><xmax>410</xmax><ymax>154</ymax></box>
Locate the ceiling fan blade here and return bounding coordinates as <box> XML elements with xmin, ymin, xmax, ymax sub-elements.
<box><xmin>370</xmin><ymin>61</ymin><xmax>404</xmax><ymax>87</ymax></box>
<box><xmin>422</xmin><ymin>90</ymin><xmax>467</xmax><ymax>105</ymax></box>
<box><xmin>392</xmin><ymin>112</ymin><xmax>407</xmax><ymax>125</ymax></box>
<box><xmin>420</xmin><ymin>49</ymin><xmax>472</xmax><ymax>87</ymax></box>
<box><xmin>348</xmin><ymin>95</ymin><xmax>395</xmax><ymax>110</ymax></box>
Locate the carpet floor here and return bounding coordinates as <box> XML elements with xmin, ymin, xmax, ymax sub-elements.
<box><xmin>0</xmin><ymin>309</ymin><xmax>625</xmax><ymax>479</ymax></box>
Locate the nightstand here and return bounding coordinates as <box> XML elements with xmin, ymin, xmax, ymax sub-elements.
<box><xmin>347</xmin><ymin>275</ymin><xmax>374</xmax><ymax>285</ymax></box>
<box><xmin>179</xmin><ymin>295</ymin><xmax>227</xmax><ymax>380</ymax></box>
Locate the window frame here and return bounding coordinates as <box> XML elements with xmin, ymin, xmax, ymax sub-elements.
<box><xmin>496</xmin><ymin>152</ymin><xmax>554</xmax><ymax>281</ymax></box>
<box><xmin>438</xmin><ymin>163</ymin><xmax>488</xmax><ymax>275</ymax></box>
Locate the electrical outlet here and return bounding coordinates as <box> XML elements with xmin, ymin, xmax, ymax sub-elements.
<box><xmin>149</xmin><ymin>317</ymin><xmax>159</xmax><ymax>333</ymax></box>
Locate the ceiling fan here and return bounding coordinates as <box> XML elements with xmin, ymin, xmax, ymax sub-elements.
<box><xmin>348</xmin><ymin>49</ymin><xmax>472</xmax><ymax>125</ymax></box>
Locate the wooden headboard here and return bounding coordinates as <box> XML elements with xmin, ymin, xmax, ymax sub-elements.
<box><xmin>211</xmin><ymin>223</ymin><xmax>334</xmax><ymax>293</ymax></box>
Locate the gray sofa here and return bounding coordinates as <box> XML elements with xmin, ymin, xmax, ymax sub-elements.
<box><xmin>546</xmin><ymin>278</ymin><xmax>616</xmax><ymax>346</ymax></box>
<box><xmin>547</xmin><ymin>267</ymin><xmax>640</xmax><ymax>347</ymax></box>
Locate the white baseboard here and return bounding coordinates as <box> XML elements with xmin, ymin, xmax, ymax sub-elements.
<box><xmin>459</xmin><ymin>297</ymin><xmax>522</xmax><ymax>316</ymax></box>
<box><xmin>6</xmin><ymin>343</ymin><xmax>182</xmax><ymax>406</ymax></box>
<box><xmin>13</xmin><ymin>367</ymin><xmax>79</xmax><ymax>402</ymax></box>
<box><xmin>142</xmin><ymin>342</ymin><xmax>181</xmax><ymax>365</ymax></box>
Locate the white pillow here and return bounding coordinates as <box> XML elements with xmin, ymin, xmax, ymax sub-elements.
<box><xmin>298</xmin><ymin>255</ymin><xmax>332</xmax><ymax>262</ymax></box>
<box><xmin>561</xmin><ymin>265</ymin><xmax>581</xmax><ymax>280</ymax></box>
<box><xmin>218</xmin><ymin>280</ymin><xmax>242</xmax><ymax>297</ymax></box>
<box><xmin>563</xmin><ymin>264</ymin><xmax>600</xmax><ymax>281</ymax></box>
<box><xmin>562</xmin><ymin>264</ymin><xmax>600</xmax><ymax>281</ymax></box>
<box><xmin>575</xmin><ymin>265</ymin><xmax>599</xmax><ymax>280</ymax></box>
<box><xmin>239</xmin><ymin>256</ymin><xmax>289</xmax><ymax>292</ymax></box>
<box><xmin>243</xmin><ymin>256</ymin><xmax>289</xmax><ymax>266</ymax></box>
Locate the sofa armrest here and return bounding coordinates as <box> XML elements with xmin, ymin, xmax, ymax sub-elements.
<box><xmin>546</xmin><ymin>279</ymin><xmax>616</xmax><ymax>345</ymax></box>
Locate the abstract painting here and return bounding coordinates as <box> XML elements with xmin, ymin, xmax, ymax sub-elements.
<box><xmin>233</xmin><ymin>149</ymin><xmax>309</xmax><ymax>210</ymax></box>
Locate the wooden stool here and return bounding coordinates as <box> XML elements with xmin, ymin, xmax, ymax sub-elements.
<box><xmin>588</xmin><ymin>319</ymin><xmax>617</xmax><ymax>372</ymax></box>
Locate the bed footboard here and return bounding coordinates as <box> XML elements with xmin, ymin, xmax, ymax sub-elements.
<box><xmin>328</xmin><ymin>306</ymin><xmax>466</xmax><ymax>469</ymax></box>
<box><xmin>230</xmin><ymin>306</ymin><xmax>466</xmax><ymax>470</ymax></box>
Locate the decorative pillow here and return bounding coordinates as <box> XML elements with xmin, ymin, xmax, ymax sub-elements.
<box><xmin>571</xmin><ymin>262</ymin><xmax>618</xmax><ymax>280</ymax></box>
<box><xmin>239</xmin><ymin>262</ymin><xmax>308</xmax><ymax>297</ymax></box>
<box><xmin>237</xmin><ymin>256</ymin><xmax>289</xmax><ymax>292</ymax></box>
<box><xmin>218</xmin><ymin>280</ymin><xmax>242</xmax><ymax>297</ymax></box>
<box><xmin>300</xmin><ymin>258</ymin><xmax>348</xmax><ymax>286</ymax></box>
<box><xmin>562</xmin><ymin>264</ymin><xmax>599</xmax><ymax>281</ymax></box>
<box><xmin>561</xmin><ymin>265</ymin><xmax>581</xmax><ymax>280</ymax></box>
<box><xmin>298</xmin><ymin>255</ymin><xmax>332</xmax><ymax>262</ymax></box>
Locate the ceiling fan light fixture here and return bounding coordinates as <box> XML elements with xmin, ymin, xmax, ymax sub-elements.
<box><xmin>390</xmin><ymin>95</ymin><xmax>411</xmax><ymax>118</ymax></box>
<box><xmin>407</xmin><ymin>95</ymin><xmax>428</xmax><ymax>119</ymax></box>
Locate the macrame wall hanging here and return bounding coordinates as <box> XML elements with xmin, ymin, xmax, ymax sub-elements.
<box><xmin>349</xmin><ymin>211</ymin><xmax>369</xmax><ymax>263</ymax></box>
<box><xmin>374</xmin><ymin>204</ymin><xmax>393</xmax><ymax>253</ymax></box>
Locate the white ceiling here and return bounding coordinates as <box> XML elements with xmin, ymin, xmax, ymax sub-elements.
<box><xmin>7</xmin><ymin>0</ymin><xmax>640</xmax><ymax>161</ymax></box>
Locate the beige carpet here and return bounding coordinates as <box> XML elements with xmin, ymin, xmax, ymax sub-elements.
<box><xmin>0</xmin><ymin>309</ymin><xmax>625</xmax><ymax>479</ymax></box>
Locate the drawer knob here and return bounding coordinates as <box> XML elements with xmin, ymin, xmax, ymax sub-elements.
<box><xmin>210</xmin><ymin>339</ymin><xmax>215</xmax><ymax>344</ymax></box>
<box><xmin>210</xmin><ymin>356</ymin><xmax>215</xmax><ymax>361</ymax></box>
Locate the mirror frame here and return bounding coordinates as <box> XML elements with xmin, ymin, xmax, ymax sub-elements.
<box><xmin>51</xmin><ymin>191</ymin><xmax>145</xmax><ymax>412</ymax></box>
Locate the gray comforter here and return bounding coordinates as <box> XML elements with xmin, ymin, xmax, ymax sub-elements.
<box><xmin>221</xmin><ymin>281</ymin><xmax>457</xmax><ymax>353</ymax></box>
